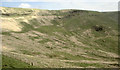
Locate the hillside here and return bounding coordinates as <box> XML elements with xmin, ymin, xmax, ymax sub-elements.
<box><xmin>1</xmin><ymin>7</ymin><xmax>119</xmax><ymax>68</ymax></box>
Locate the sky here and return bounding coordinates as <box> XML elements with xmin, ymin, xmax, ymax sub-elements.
<box><xmin>0</xmin><ymin>0</ymin><xmax>120</xmax><ymax>12</ymax></box>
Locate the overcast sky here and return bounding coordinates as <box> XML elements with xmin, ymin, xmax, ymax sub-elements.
<box><xmin>1</xmin><ymin>0</ymin><xmax>120</xmax><ymax>12</ymax></box>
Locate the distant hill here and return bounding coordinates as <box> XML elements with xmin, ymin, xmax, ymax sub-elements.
<box><xmin>1</xmin><ymin>7</ymin><xmax>119</xmax><ymax>68</ymax></box>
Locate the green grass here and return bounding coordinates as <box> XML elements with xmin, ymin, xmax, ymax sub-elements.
<box><xmin>66</xmin><ymin>62</ymin><xmax>106</xmax><ymax>68</ymax></box>
<box><xmin>38</xmin><ymin>38</ymin><xmax>51</xmax><ymax>43</ymax></box>
<box><xmin>18</xmin><ymin>22</ymin><xmax>34</xmax><ymax>33</ymax></box>
<box><xmin>94</xmin><ymin>37</ymin><xmax>118</xmax><ymax>54</ymax></box>
<box><xmin>46</xmin><ymin>51</ymin><xmax>94</xmax><ymax>60</ymax></box>
<box><xmin>85</xmin><ymin>51</ymin><xmax>117</xmax><ymax>61</ymax></box>
<box><xmin>34</xmin><ymin>25</ymin><xmax>68</xmax><ymax>35</ymax></box>
<box><xmin>29</xmin><ymin>36</ymin><xmax>40</xmax><ymax>41</ymax></box>
<box><xmin>2</xmin><ymin>32</ymin><xmax>12</xmax><ymax>36</ymax></box>
<box><xmin>2</xmin><ymin>55</ymin><xmax>35</xmax><ymax>68</ymax></box>
<box><xmin>20</xmin><ymin>50</ymin><xmax>41</xmax><ymax>55</ymax></box>
<box><xmin>29</xmin><ymin>19</ymin><xmax>40</xmax><ymax>26</ymax></box>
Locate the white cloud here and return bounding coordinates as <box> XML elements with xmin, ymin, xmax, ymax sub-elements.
<box><xmin>18</xmin><ymin>3</ymin><xmax>31</xmax><ymax>8</ymax></box>
<box><xmin>3</xmin><ymin>0</ymin><xmax>120</xmax><ymax>2</ymax></box>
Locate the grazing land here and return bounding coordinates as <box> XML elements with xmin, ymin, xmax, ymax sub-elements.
<box><xmin>1</xmin><ymin>7</ymin><xmax>119</xmax><ymax>68</ymax></box>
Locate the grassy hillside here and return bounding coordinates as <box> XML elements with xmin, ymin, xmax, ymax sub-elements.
<box><xmin>2</xmin><ymin>55</ymin><xmax>35</xmax><ymax>68</ymax></box>
<box><xmin>1</xmin><ymin>7</ymin><xmax>119</xmax><ymax>68</ymax></box>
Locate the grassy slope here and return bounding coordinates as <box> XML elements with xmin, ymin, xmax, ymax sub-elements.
<box><xmin>2</xmin><ymin>55</ymin><xmax>35</xmax><ymax>68</ymax></box>
<box><xmin>1</xmin><ymin>7</ymin><xmax>119</xmax><ymax>68</ymax></box>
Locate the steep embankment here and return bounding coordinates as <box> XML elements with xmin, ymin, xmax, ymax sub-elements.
<box><xmin>1</xmin><ymin>7</ymin><xmax>119</xmax><ymax>68</ymax></box>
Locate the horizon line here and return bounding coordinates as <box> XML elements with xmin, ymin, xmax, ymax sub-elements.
<box><xmin>0</xmin><ymin>6</ymin><xmax>118</xmax><ymax>12</ymax></box>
